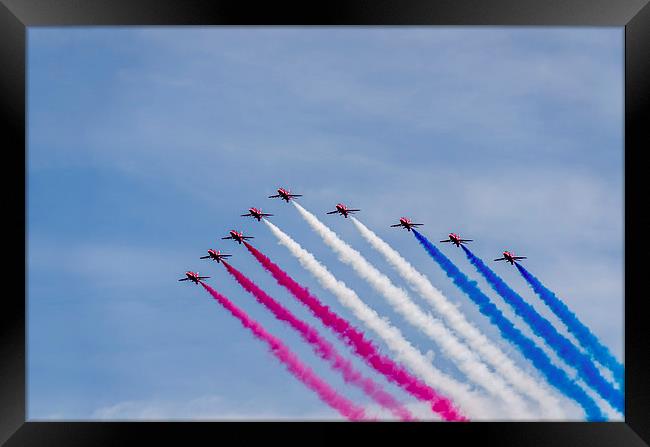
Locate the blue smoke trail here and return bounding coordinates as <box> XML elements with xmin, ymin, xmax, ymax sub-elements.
<box><xmin>515</xmin><ymin>263</ymin><xmax>624</xmax><ymax>389</ymax></box>
<box><xmin>461</xmin><ymin>245</ymin><xmax>623</xmax><ymax>414</ymax></box>
<box><xmin>411</xmin><ymin>229</ymin><xmax>605</xmax><ymax>421</ymax></box>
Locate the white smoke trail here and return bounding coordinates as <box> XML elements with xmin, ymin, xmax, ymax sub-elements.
<box><xmin>291</xmin><ymin>203</ymin><xmax>535</xmax><ymax>418</ymax></box>
<box><xmin>265</xmin><ymin>219</ymin><xmax>498</xmax><ymax>420</ymax></box>
<box><xmin>351</xmin><ymin>217</ymin><xmax>567</xmax><ymax>419</ymax></box>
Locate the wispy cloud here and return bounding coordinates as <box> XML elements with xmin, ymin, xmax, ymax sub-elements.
<box><xmin>90</xmin><ymin>394</ymin><xmax>340</xmax><ymax>420</ymax></box>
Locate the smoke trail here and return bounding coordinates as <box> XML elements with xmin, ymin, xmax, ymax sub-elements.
<box><xmin>461</xmin><ymin>246</ymin><xmax>623</xmax><ymax>413</ymax></box>
<box><xmin>291</xmin><ymin>204</ymin><xmax>530</xmax><ymax>417</ymax></box>
<box><xmin>351</xmin><ymin>218</ymin><xmax>565</xmax><ymax>419</ymax></box>
<box><xmin>199</xmin><ymin>282</ymin><xmax>367</xmax><ymax>421</ymax></box>
<box><xmin>411</xmin><ymin>230</ymin><xmax>605</xmax><ymax>421</ymax></box>
<box><xmin>276</xmin><ymin>209</ymin><xmax>490</xmax><ymax>420</ymax></box>
<box><xmin>221</xmin><ymin>261</ymin><xmax>414</xmax><ymax>421</ymax></box>
<box><xmin>244</xmin><ymin>240</ymin><xmax>467</xmax><ymax>422</ymax></box>
<box><xmin>263</xmin><ymin>221</ymin><xmax>474</xmax><ymax>420</ymax></box>
<box><xmin>516</xmin><ymin>263</ymin><xmax>624</xmax><ymax>389</ymax></box>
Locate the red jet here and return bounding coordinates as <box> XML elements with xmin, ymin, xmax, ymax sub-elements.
<box><xmin>494</xmin><ymin>251</ymin><xmax>527</xmax><ymax>265</ymax></box>
<box><xmin>268</xmin><ymin>187</ymin><xmax>302</xmax><ymax>203</ymax></box>
<box><xmin>178</xmin><ymin>271</ymin><xmax>210</xmax><ymax>284</ymax></box>
<box><xmin>222</xmin><ymin>230</ymin><xmax>254</xmax><ymax>244</ymax></box>
<box><xmin>241</xmin><ymin>207</ymin><xmax>273</xmax><ymax>221</ymax></box>
<box><xmin>440</xmin><ymin>233</ymin><xmax>473</xmax><ymax>247</ymax></box>
<box><xmin>390</xmin><ymin>217</ymin><xmax>423</xmax><ymax>231</ymax></box>
<box><xmin>200</xmin><ymin>249</ymin><xmax>232</xmax><ymax>263</ymax></box>
<box><xmin>326</xmin><ymin>203</ymin><xmax>360</xmax><ymax>218</ymax></box>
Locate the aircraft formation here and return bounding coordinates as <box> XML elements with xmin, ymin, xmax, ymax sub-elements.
<box><xmin>177</xmin><ymin>186</ymin><xmax>623</xmax><ymax>423</ymax></box>
<box><xmin>178</xmin><ymin>187</ymin><xmax>526</xmax><ymax>283</ymax></box>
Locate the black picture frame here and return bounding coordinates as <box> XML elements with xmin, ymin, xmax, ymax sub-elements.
<box><xmin>2</xmin><ymin>1</ymin><xmax>648</xmax><ymax>445</ymax></box>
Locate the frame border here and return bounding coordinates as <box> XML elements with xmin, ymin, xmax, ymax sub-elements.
<box><xmin>2</xmin><ymin>0</ymin><xmax>648</xmax><ymax>445</ymax></box>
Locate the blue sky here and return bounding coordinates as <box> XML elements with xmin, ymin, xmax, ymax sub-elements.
<box><xmin>27</xmin><ymin>27</ymin><xmax>623</xmax><ymax>420</ymax></box>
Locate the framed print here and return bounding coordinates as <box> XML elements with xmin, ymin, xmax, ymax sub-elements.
<box><xmin>2</xmin><ymin>0</ymin><xmax>649</xmax><ymax>445</ymax></box>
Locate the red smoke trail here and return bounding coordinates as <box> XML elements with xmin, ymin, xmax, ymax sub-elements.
<box><xmin>199</xmin><ymin>282</ymin><xmax>367</xmax><ymax>421</ymax></box>
<box><xmin>243</xmin><ymin>242</ymin><xmax>468</xmax><ymax>422</ymax></box>
<box><xmin>222</xmin><ymin>261</ymin><xmax>414</xmax><ymax>421</ymax></box>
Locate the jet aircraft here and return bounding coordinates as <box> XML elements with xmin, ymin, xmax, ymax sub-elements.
<box><xmin>440</xmin><ymin>233</ymin><xmax>473</xmax><ymax>247</ymax></box>
<box><xmin>268</xmin><ymin>188</ymin><xmax>302</xmax><ymax>203</ymax></box>
<box><xmin>222</xmin><ymin>230</ymin><xmax>254</xmax><ymax>244</ymax></box>
<box><xmin>241</xmin><ymin>207</ymin><xmax>273</xmax><ymax>221</ymax></box>
<box><xmin>200</xmin><ymin>249</ymin><xmax>232</xmax><ymax>263</ymax></box>
<box><xmin>326</xmin><ymin>203</ymin><xmax>360</xmax><ymax>218</ymax></box>
<box><xmin>494</xmin><ymin>251</ymin><xmax>527</xmax><ymax>265</ymax></box>
<box><xmin>178</xmin><ymin>271</ymin><xmax>210</xmax><ymax>284</ymax></box>
<box><xmin>390</xmin><ymin>217</ymin><xmax>423</xmax><ymax>231</ymax></box>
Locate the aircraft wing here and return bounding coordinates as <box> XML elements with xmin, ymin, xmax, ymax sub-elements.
<box><xmin>440</xmin><ymin>239</ymin><xmax>451</xmax><ymax>242</ymax></box>
<box><xmin>494</xmin><ymin>258</ymin><xmax>506</xmax><ymax>261</ymax></box>
<box><xmin>178</xmin><ymin>278</ymin><xmax>189</xmax><ymax>281</ymax></box>
<box><xmin>390</xmin><ymin>224</ymin><xmax>402</xmax><ymax>227</ymax></box>
<box><xmin>198</xmin><ymin>276</ymin><xmax>211</xmax><ymax>280</ymax></box>
<box><xmin>326</xmin><ymin>210</ymin><xmax>339</xmax><ymax>214</ymax></box>
<box><xmin>289</xmin><ymin>194</ymin><xmax>302</xmax><ymax>197</ymax></box>
<box><xmin>513</xmin><ymin>256</ymin><xmax>527</xmax><ymax>260</ymax></box>
<box><xmin>262</xmin><ymin>213</ymin><xmax>273</xmax><ymax>217</ymax></box>
<box><xmin>221</xmin><ymin>236</ymin><xmax>233</xmax><ymax>240</ymax></box>
<box><xmin>268</xmin><ymin>195</ymin><xmax>281</xmax><ymax>198</ymax></box>
<box><xmin>460</xmin><ymin>239</ymin><xmax>473</xmax><ymax>242</ymax></box>
<box><xmin>412</xmin><ymin>223</ymin><xmax>423</xmax><ymax>226</ymax></box>
<box><xmin>222</xmin><ymin>254</ymin><xmax>232</xmax><ymax>257</ymax></box>
<box><xmin>241</xmin><ymin>213</ymin><xmax>251</xmax><ymax>217</ymax></box>
<box><xmin>243</xmin><ymin>236</ymin><xmax>255</xmax><ymax>239</ymax></box>
<box><xmin>199</xmin><ymin>255</ymin><xmax>210</xmax><ymax>259</ymax></box>
<box><xmin>348</xmin><ymin>209</ymin><xmax>360</xmax><ymax>212</ymax></box>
